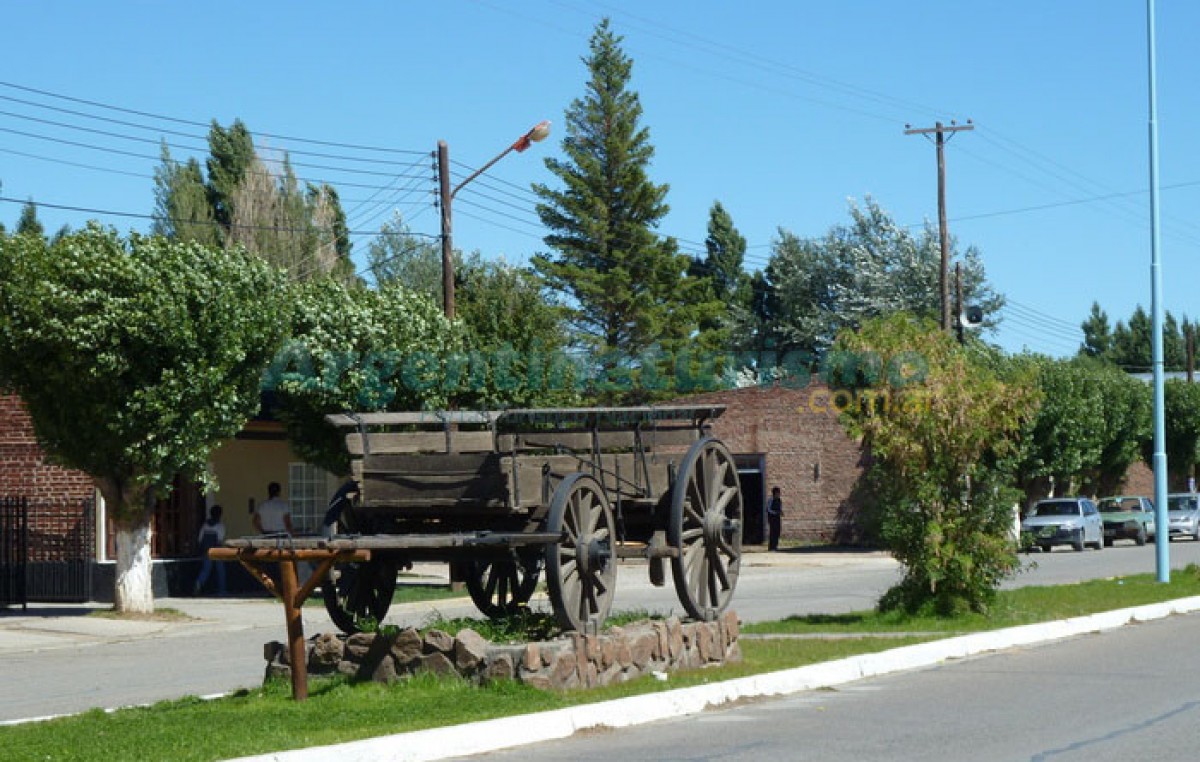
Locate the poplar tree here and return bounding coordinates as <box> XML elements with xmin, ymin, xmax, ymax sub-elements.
<box><xmin>533</xmin><ymin>19</ymin><xmax>711</xmax><ymax>364</ymax></box>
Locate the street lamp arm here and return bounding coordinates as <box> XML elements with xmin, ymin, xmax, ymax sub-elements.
<box><xmin>438</xmin><ymin>120</ymin><xmax>551</xmax><ymax>320</ymax></box>
<box><xmin>450</xmin><ymin>121</ymin><xmax>551</xmax><ymax>200</ymax></box>
<box><xmin>450</xmin><ymin>145</ymin><xmax>516</xmax><ymax>200</ymax></box>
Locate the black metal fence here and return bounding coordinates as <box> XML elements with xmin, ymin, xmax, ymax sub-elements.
<box><xmin>0</xmin><ymin>497</ymin><xmax>28</xmax><ymax>608</ymax></box>
<box><xmin>1</xmin><ymin>497</ymin><xmax>94</xmax><ymax>607</ymax></box>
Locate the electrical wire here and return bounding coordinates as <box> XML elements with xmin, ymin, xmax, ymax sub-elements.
<box><xmin>0</xmin><ymin>80</ymin><xmax>427</xmax><ymax>156</ymax></box>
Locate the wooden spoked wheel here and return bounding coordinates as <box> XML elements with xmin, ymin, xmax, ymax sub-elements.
<box><xmin>466</xmin><ymin>553</ymin><xmax>542</xmax><ymax>619</ymax></box>
<box><xmin>544</xmin><ymin>473</ymin><xmax>618</xmax><ymax>632</ymax></box>
<box><xmin>322</xmin><ymin>557</ymin><xmax>398</xmax><ymax>634</ymax></box>
<box><xmin>669</xmin><ymin>437</ymin><xmax>743</xmax><ymax>621</ymax></box>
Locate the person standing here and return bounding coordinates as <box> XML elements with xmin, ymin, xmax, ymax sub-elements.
<box><xmin>193</xmin><ymin>504</ymin><xmax>227</xmax><ymax>596</ymax></box>
<box><xmin>254</xmin><ymin>481</ymin><xmax>294</xmax><ymax>535</ymax></box>
<box><xmin>766</xmin><ymin>486</ymin><xmax>783</xmax><ymax>551</ymax></box>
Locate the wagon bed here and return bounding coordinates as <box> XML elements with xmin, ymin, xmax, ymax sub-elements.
<box><xmin>233</xmin><ymin>405</ymin><xmax>744</xmax><ymax>635</ymax></box>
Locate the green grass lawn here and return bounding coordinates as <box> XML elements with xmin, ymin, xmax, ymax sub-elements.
<box><xmin>6</xmin><ymin>568</ymin><xmax>1200</xmax><ymax>762</ymax></box>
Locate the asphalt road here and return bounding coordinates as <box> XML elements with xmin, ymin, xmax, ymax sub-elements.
<box><xmin>2</xmin><ymin>539</ymin><xmax>1198</xmax><ymax>723</ymax></box>
<box><xmin>460</xmin><ymin>602</ymin><xmax>1200</xmax><ymax>762</ymax></box>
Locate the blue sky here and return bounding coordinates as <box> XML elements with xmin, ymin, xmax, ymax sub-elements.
<box><xmin>2</xmin><ymin>1</ymin><xmax>1195</xmax><ymax>358</ymax></box>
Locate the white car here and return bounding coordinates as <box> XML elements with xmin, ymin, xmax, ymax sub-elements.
<box><xmin>1167</xmin><ymin>493</ymin><xmax>1200</xmax><ymax>542</ymax></box>
<box><xmin>1021</xmin><ymin>498</ymin><xmax>1104</xmax><ymax>552</ymax></box>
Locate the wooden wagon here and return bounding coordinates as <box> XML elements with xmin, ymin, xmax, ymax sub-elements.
<box><xmin>235</xmin><ymin>405</ymin><xmax>744</xmax><ymax>635</ymax></box>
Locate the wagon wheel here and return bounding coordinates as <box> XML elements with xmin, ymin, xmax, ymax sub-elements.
<box><xmin>322</xmin><ymin>557</ymin><xmax>398</xmax><ymax>634</ymax></box>
<box><xmin>544</xmin><ymin>473</ymin><xmax>617</xmax><ymax>632</ymax></box>
<box><xmin>669</xmin><ymin>437</ymin><xmax>743</xmax><ymax>621</ymax></box>
<box><xmin>466</xmin><ymin>553</ymin><xmax>542</xmax><ymax>619</ymax></box>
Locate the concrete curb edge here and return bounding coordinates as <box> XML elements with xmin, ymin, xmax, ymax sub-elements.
<box><xmin>228</xmin><ymin>595</ymin><xmax>1200</xmax><ymax>762</ymax></box>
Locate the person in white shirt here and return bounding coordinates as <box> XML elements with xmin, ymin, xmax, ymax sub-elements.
<box><xmin>254</xmin><ymin>482</ymin><xmax>294</xmax><ymax>535</ymax></box>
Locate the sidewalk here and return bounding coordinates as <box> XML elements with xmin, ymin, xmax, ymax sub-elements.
<box><xmin>0</xmin><ymin>550</ymin><xmax>886</xmax><ymax>657</ymax></box>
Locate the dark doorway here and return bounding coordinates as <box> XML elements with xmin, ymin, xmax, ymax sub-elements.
<box><xmin>152</xmin><ymin>476</ymin><xmax>206</xmax><ymax>559</ymax></box>
<box><xmin>735</xmin><ymin>455</ymin><xmax>766</xmax><ymax>545</ymax></box>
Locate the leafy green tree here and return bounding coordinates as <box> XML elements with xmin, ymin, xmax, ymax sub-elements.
<box><xmin>1107</xmin><ymin>305</ymin><xmax>1189</xmax><ymax>372</ymax></box>
<box><xmin>365</xmin><ymin>212</ymin><xmax>444</xmax><ymax>296</ymax></box>
<box><xmin>153</xmin><ymin>123</ymin><xmax>352</xmax><ymax>281</ymax></box>
<box><xmin>206</xmin><ymin>119</ymin><xmax>256</xmax><ymax>232</ymax></box>
<box><xmin>832</xmin><ymin>313</ymin><xmax>1039</xmax><ymax>615</ymax></box>
<box><xmin>322</xmin><ymin>184</ymin><xmax>352</xmax><ymax>262</ymax></box>
<box><xmin>1147</xmin><ymin>379</ymin><xmax>1200</xmax><ymax>487</ymax></box>
<box><xmin>738</xmin><ymin>269</ymin><xmax>779</xmax><ymax>356</ymax></box>
<box><xmin>267</xmin><ymin>278</ymin><xmax>457</xmax><ymax>475</ymax></box>
<box><xmin>0</xmin><ymin>226</ymin><xmax>289</xmax><ymax>612</ymax></box>
<box><xmin>152</xmin><ymin>143</ymin><xmax>220</xmax><ymax>246</ymax></box>
<box><xmin>1013</xmin><ymin>357</ymin><xmax>1108</xmax><ymax>497</ymax></box>
<box><xmin>15</xmin><ymin>200</ymin><xmax>44</xmax><ymax>239</ymax></box>
<box><xmin>454</xmin><ymin>258</ymin><xmax>576</xmax><ymax>408</ymax></box>
<box><xmin>1079</xmin><ymin>302</ymin><xmax>1111</xmax><ymax>360</ymax></box>
<box><xmin>690</xmin><ymin>201</ymin><xmax>751</xmax><ymax>350</ymax></box>
<box><xmin>1087</xmin><ymin>363</ymin><xmax>1151</xmax><ymax>495</ymax></box>
<box><xmin>1110</xmin><ymin>306</ymin><xmax>1152</xmax><ymax>371</ymax></box>
<box><xmin>532</xmin><ymin>19</ymin><xmax>715</xmax><ymax>367</ymax></box>
<box><xmin>767</xmin><ymin>198</ymin><xmax>1004</xmax><ymax>358</ymax></box>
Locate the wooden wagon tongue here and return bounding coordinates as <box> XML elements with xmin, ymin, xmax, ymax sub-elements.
<box><xmin>213</xmin><ymin>404</ymin><xmax>744</xmax><ymax>701</ymax></box>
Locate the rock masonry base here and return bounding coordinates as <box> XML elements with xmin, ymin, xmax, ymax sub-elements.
<box><xmin>264</xmin><ymin>610</ymin><xmax>742</xmax><ymax>691</ymax></box>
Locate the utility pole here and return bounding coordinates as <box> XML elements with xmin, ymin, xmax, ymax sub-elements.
<box><xmin>905</xmin><ymin>120</ymin><xmax>974</xmax><ymax>333</ymax></box>
<box><xmin>437</xmin><ymin>141</ymin><xmax>454</xmax><ymax>320</ymax></box>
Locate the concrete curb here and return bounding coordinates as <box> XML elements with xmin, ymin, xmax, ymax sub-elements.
<box><xmin>226</xmin><ymin>595</ymin><xmax>1200</xmax><ymax>762</ymax></box>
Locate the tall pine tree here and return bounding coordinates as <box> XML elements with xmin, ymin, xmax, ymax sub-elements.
<box><xmin>690</xmin><ymin>200</ymin><xmax>751</xmax><ymax>350</ymax></box>
<box><xmin>532</xmin><ymin>19</ymin><xmax>711</xmax><ymax>364</ymax></box>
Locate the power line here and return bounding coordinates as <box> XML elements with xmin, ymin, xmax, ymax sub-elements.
<box><xmin>0</xmin><ymin>80</ymin><xmax>427</xmax><ymax>156</ymax></box>
<box><xmin>0</xmin><ymin>195</ymin><xmax>441</xmax><ymax>239</ymax></box>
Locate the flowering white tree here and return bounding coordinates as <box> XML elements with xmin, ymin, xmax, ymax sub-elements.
<box><xmin>0</xmin><ymin>226</ymin><xmax>289</xmax><ymax>612</ymax></box>
<box><xmin>762</xmin><ymin>197</ymin><xmax>1004</xmax><ymax>357</ymax></box>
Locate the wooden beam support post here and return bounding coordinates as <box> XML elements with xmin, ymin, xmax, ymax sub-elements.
<box><xmin>207</xmin><ymin>546</ymin><xmax>371</xmax><ymax>702</ymax></box>
<box><xmin>278</xmin><ymin>558</ymin><xmax>308</xmax><ymax>701</ymax></box>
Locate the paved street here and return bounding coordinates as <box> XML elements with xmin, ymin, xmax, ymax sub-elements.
<box><xmin>1</xmin><ymin>541</ymin><xmax>1198</xmax><ymax>723</ymax></box>
<box><xmin>461</xmin><ymin>603</ymin><xmax>1200</xmax><ymax>762</ymax></box>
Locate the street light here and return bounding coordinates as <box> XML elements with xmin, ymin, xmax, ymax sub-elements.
<box><xmin>437</xmin><ymin>120</ymin><xmax>552</xmax><ymax>319</ymax></box>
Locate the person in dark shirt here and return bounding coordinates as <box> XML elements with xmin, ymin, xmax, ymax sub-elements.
<box><xmin>193</xmin><ymin>504</ymin><xmax>226</xmax><ymax>595</ymax></box>
<box><xmin>766</xmin><ymin>486</ymin><xmax>783</xmax><ymax>551</ymax></box>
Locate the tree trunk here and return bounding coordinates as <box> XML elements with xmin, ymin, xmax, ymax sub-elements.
<box><xmin>97</xmin><ymin>477</ymin><xmax>156</xmax><ymax>614</ymax></box>
<box><xmin>113</xmin><ymin>515</ymin><xmax>155</xmax><ymax>614</ymax></box>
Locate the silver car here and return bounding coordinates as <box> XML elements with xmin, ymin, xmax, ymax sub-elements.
<box><xmin>1021</xmin><ymin>497</ymin><xmax>1104</xmax><ymax>552</ymax></box>
<box><xmin>1167</xmin><ymin>493</ymin><xmax>1200</xmax><ymax>541</ymax></box>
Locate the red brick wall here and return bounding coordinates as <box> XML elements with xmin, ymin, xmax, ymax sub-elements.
<box><xmin>677</xmin><ymin>384</ymin><xmax>871</xmax><ymax>544</ymax></box>
<box><xmin>1</xmin><ymin>393</ymin><xmax>95</xmax><ymax>560</ymax></box>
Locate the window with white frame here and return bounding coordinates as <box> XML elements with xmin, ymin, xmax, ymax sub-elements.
<box><xmin>288</xmin><ymin>463</ymin><xmax>329</xmax><ymax>533</ymax></box>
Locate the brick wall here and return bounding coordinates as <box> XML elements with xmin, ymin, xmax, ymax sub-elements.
<box><xmin>1</xmin><ymin>393</ymin><xmax>95</xmax><ymax>561</ymax></box>
<box><xmin>677</xmin><ymin>384</ymin><xmax>871</xmax><ymax>544</ymax></box>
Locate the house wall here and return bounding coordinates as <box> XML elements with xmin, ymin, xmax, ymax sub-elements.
<box><xmin>677</xmin><ymin>383</ymin><xmax>871</xmax><ymax>545</ymax></box>
<box><xmin>208</xmin><ymin>426</ymin><xmax>339</xmax><ymax>538</ymax></box>
<box><xmin>0</xmin><ymin>393</ymin><xmax>96</xmax><ymax>559</ymax></box>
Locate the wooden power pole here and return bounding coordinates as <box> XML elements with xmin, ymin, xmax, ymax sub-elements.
<box><xmin>905</xmin><ymin>120</ymin><xmax>974</xmax><ymax>333</ymax></box>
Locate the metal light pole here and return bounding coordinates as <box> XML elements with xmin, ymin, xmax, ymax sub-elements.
<box><xmin>437</xmin><ymin>120</ymin><xmax>552</xmax><ymax>319</ymax></box>
<box><xmin>1147</xmin><ymin>0</ymin><xmax>1169</xmax><ymax>582</ymax></box>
